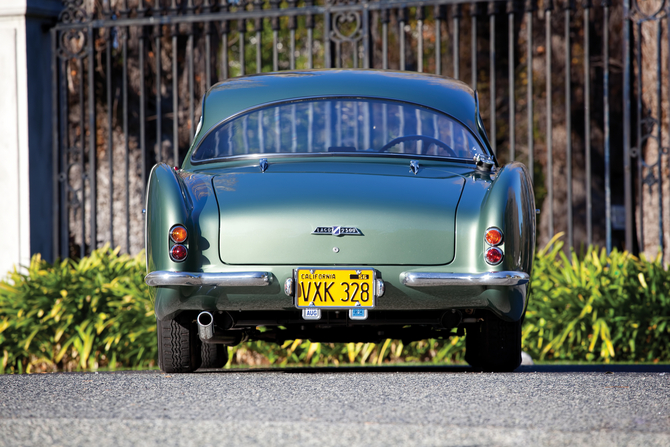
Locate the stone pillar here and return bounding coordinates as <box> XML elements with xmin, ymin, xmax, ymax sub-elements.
<box><xmin>0</xmin><ymin>0</ymin><xmax>62</xmax><ymax>275</ymax></box>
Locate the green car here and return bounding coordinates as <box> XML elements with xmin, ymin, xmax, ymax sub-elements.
<box><xmin>145</xmin><ymin>70</ymin><xmax>536</xmax><ymax>373</ymax></box>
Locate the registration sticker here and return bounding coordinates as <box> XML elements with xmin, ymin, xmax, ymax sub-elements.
<box><xmin>349</xmin><ymin>308</ymin><xmax>368</xmax><ymax>320</ymax></box>
<box><xmin>302</xmin><ymin>307</ymin><xmax>321</xmax><ymax>320</ymax></box>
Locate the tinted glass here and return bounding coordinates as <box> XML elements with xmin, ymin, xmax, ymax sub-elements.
<box><xmin>192</xmin><ymin>98</ymin><xmax>485</xmax><ymax>161</ymax></box>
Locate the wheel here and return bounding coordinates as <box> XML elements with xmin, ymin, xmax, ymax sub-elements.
<box><xmin>157</xmin><ymin>317</ymin><xmax>200</xmax><ymax>373</ymax></box>
<box><xmin>199</xmin><ymin>343</ymin><xmax>229</xmax><ymax>369</ymax></box>
<box><xmin>465</xmin><ymin>313</ymin><xmax>522</xmax><ymax>372</ymax></box>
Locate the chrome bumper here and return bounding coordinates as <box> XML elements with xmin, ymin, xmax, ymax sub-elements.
<box><xmin>145</xmin><ymin>271</ymin><xmax>272</xmax><ymax>287</ymax></box>
<box><xmin>401</xmin><ymin>271</ymin><xmax>530</xmax><ymax>287</ymax></box>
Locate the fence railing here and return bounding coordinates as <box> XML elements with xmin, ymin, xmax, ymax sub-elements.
<box><xmin>52</xmin><ymin>0</ymin><xmax>669</xmax><ymax>263</ymax></box>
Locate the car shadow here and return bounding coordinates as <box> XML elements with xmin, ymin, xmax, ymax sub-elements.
<box><xmin>196</xmin><ymin>363</ymin><xmax>670</xmax><ymax>374</ymax></box>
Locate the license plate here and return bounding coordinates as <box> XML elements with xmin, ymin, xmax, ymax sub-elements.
<box><xmin>295</xmin><ymin>268</ymin><xmax>376</xmax><ymax>309</ymax></box>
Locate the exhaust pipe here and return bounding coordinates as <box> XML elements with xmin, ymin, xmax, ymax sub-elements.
<box><xmin>197</xmin><ymin>311</ymin><xmax>244</xmax><ymax>345</ymax></box>
<box><xmin>197</xmin><ymin>311</ymin><xmax>215</xmax><ymax>341</ymax></box>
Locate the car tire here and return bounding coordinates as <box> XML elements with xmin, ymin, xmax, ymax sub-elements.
<box><xmin>199</xmin><ymin>343</ymin><xmax>229</xmax><ymax>370</ymax></box>
<box><xmin>465</xmin><ymin>313</ymin><xmax>522</xmax><ymax>372</ymax></box>
<box><xmin>157</xmin><ymin>317</ymin><xmax>200</xmax><ymax>373</ymax></box>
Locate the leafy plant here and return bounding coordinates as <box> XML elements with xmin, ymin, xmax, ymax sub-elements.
<box><xmin>0</xmin><ymin>246</ymin><xmax>156</xmax><ymax>373</ymax></box>
<box><xmin>1</xmin><ymin>236</ymin><xmax>668</xmax><ymax>373</ymax></box>
<box><xmin>522</xmin><ymin>233</ymin><xmax>670</xmax><ymax>363</ymax></box>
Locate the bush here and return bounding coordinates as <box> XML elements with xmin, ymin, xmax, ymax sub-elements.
<box><xmin>523</xmin><ymin>233</ymin><xmax>670</xmax><ymax>363</ymax></box>
<box><xmin>1</xmin><ymin>237</ymin><xmax>668</xmax><ymax>373</ymax></box>
<box><xmin>0</xmin><ymin>246</ymin><xmax>156</xmax><ymax>373</ymax></box>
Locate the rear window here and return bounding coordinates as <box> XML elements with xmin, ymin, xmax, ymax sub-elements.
<box><xmin>192</xmin><ymin>98</ymin><xmax>485</xmax><ymax>162</ymax></box>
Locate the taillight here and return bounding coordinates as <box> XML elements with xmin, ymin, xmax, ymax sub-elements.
<box><xmin>485</xmin><ymin>227</ymin><xmax>503</xmax><ymax>246</ymax></box>
<box><xmin>170</xmin><ymin>225</ymin><xmax>188</xmax><ymax>243</ymax></box>
<box><xmin>484</xmin><ymin>227</ymin><xmax>503</xmax><ymax>265</ymax></box>
<box><xmin>170</xmin><ymin>244</ymin><xmax>188</xmax><ymax>262</ymax></box>
<box><xmin>485</xmin><ymin>247</ymin><xmax>503</xmax><ymax>265</ymax></box>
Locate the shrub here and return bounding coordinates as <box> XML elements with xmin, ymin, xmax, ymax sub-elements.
<box><xmin>0</xmin><ymin>246</ymin><xmax>156</xmax><ymax>373</ymax></box>
<box><xmin>1</xmin><ymin>237</ymin><xmax>668</xmax><ymax>373</ymax></box>
<box><xmin>523</xmin><ymin>233</ymin><xmax>670</xmax><ymax>363</ymax></box>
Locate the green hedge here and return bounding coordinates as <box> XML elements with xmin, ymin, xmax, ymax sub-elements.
<box><xmin>0</xmin><ymin>248</ymin><xmax>156</xmax><ymax>373</ymax></box>
<box><xmin>524</xmin><ymin>234</ymin><xmax>670</xmax><ymax>363</ymax></box>
<box><xmin>1</xmin><ymin>237</ymin><xmax>668</xmax><ymax>373</ymax></box>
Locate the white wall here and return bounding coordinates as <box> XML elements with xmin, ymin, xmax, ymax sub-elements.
<box><xmin>0</xmin><ymin>0</ymin><xmax>61</xmax><ymax>276</ymax></box>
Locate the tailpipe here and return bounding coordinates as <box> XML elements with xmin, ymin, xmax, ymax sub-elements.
<box><xmin>196</xmin><ymin>311</ymin><xmax>243</xmax><ymax>345</ymax></box>
<box><xmin>197</xmin><ymin>311</ymin><xmax>215</xmax><ymax>341</ymax></box>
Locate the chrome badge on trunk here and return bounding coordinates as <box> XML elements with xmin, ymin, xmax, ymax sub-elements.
<box><xmin>312</xmin><ymin>226</ymin><xmax>361</xmax><ymax>236</ymax></box>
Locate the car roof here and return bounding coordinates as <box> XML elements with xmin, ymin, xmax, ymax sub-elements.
<box><xmin>193</xmin><ymin>69</ymin><xmax>479</xmax><ymax>150</ymax></box>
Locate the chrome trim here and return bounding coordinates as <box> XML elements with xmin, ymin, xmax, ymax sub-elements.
<box><xmin>401</xmin><ymin>271</ymin><xmax>530</xmax><ymax>287</ymax></box>
<box><xmin>145</xmin><ymin>271</ymin><xmax>272</xmax><ymax>287</ymax></box>
<box><xmin>197</xmin><ymin>311</ymin><xmax>214</xmax><ymax>340</ymax></box>
<box><xmin>312</xmin><ymin>226</ymin><xmax>361</xmax><ymax>236</ymax></box>
<box><xmin>376</xmin><ymin>279</ymin><xmax>385</xmax><ymax>298</ymax></box>
<box><xmin>284</xmin><ymin>277</ymin><xmax>294</xmax><ymax>297</ymax></box>
<box><xmin>191</xmin><ymin>151</ymin><xmax>478</xmax><ymax>167</ymax></box>
<box><xmin>474</xmin><ymin>153</ymin><xmax>495</xmax><ymax>172</ymax></box>
<box><xmin>259</xmin><ymin>158</ymin><xmax>268</xmax><ymax>173</ymax></box>
<box><xmin>409</xmin><ymin>160</ymin><xmax>420</xmax><ymax>175</ymax></box>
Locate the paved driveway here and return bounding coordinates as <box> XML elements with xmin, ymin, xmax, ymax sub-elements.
<box><xmin>1</xmin><ymin>364</ymin><xmax>669</xmax><ymax>446</ymax></box>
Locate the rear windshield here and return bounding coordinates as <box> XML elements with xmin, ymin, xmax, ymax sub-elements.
<box><xmin>192</xmin><ymin>98</ymin><xmax>485</xmax><ymax>162</ymax></box>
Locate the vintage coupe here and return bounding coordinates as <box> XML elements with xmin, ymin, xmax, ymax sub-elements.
<box><xmin>145</xmin><ymin>70</ymin><xmax>536</xmax><ymax>372</ymax></box>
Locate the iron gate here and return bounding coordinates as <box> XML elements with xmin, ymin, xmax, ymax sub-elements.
<box><xmin>52</xmin><ymin>0</ymin><xmax>669</xmax><ymax>262</ymax></box>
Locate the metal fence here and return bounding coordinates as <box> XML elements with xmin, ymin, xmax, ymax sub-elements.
<box><xmin>52</xmin><ymin>0</ymin><xmax>669</xmax><ymax>262</ymax></box>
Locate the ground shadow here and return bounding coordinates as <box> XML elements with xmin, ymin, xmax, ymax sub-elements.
<box><xmin>193</xmin><ymin>363</ymin><xmax>670</xmax><ymax>374</ymax></box>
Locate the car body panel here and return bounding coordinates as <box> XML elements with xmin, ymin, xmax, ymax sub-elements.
<box><xmin>213</xmin><ymin>159</ymin><xmax>465</xmax><ymax>265</ymax></box>
<box><xmin>146</xmin><ymin>70</ymin><xmax>535</xmax><ymax>338</ymax></box>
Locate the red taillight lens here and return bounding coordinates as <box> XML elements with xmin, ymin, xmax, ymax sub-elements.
<box><xmin>170</xmin><ymin>225</ymin><xmax>188</xmax><ymax>243</ymax></box>
<box><xmin>485</xmin><ymin>227</ymin><xmax>503</xmax><ymax>246</ymax></box>
<box><xmin>170</xmin><ymin>244</ymin><xmax>188</xmax><ymax>262</ymax></box>
<box><xmin>485</xmin><ymin>247</ymin><xmax>503</xmax><ymax>265</ymax></box>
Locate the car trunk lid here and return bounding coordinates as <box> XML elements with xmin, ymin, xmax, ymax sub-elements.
<box><xmin>213</xmin><ymin>161</ymin><xmax>465</xmax><ymax>265</ymax></box>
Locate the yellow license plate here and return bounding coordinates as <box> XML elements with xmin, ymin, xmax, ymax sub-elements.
<box><xmin>295</xmin><ymin>268</ymin><xmax>376</xmax><ymax>308</ymax></box>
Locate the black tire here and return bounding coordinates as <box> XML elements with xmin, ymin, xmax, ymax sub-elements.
<box><xmin>465</xmin><ymin>313</ymin><xmax>522</xmax><ymax>372</ymax></box>
<box><xmin>157</xmin><ymin>317</ymin><xmax>200</xmax><ymax>373</ymax></box>
<box><xmin>199</xmin><ymin>343</ymin><xmax>229</xmax><ymax>370</ymax></box>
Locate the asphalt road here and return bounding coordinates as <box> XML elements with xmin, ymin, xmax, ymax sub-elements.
<box><xmin>1</xmin><ymin>364</ymin><xmax>669</xmax><ymax>447</ymax></box>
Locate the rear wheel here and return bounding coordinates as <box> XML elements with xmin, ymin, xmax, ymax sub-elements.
<box><xmin>465</xmin><ymin>313</ymin><xmax>522</xmax><ymax>372</ymax></box>
<box><xmin>157</xmin><ymin>317</ymin><xmax>200</xmax><ymax>373</ymax></box>
<box><xmin>199</xmin><ymin>343</ymin><xmax>229</xmax><ymax>369</ymax></box>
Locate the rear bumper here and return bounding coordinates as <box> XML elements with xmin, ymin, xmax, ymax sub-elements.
<box><xmin>145</xmin><ymin>271</ymin><xmax>272</xmax><ymax>287</ymax></box>
<box><xmin>401</xmin><ymin>271</ymin><xmax>529</xmax><ymax>287</ymax></box>
<box><xmin>147</xmin><ymin>267</ymin><xmax>530</xmax><ymax>322</ymax></box>
<box><xmin>145</xmin><ymin>270</ymin><xmax>528</xmax><ymax>288</ymax></box>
